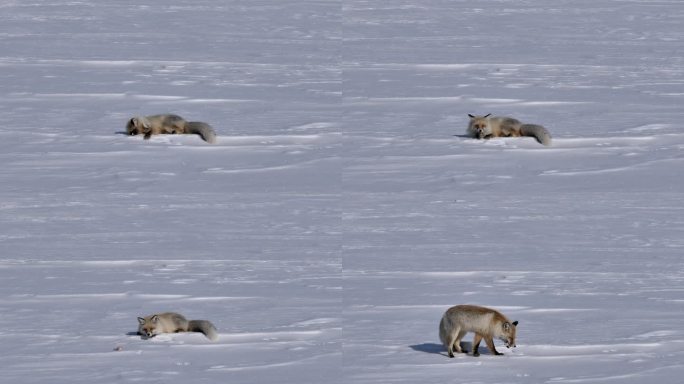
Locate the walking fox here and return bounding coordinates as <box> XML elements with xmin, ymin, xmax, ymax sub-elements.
<box><xmin>467</xmin><ymin>114</ymin><xmax>552</xmax><ymax>146</ymax></box>
<box><xmin>439</xmin><ymin>305</ymin><xmax>518</xmax><ymax>357</ymax></box>
<box><xmin>137</xmin><ymin>312</ymin><xmax>219</xmax><ymax>341</ymax></box>
<box><xmin>126</xmin><ymin>114</ymin><xmax>217</xmax><ymax>143</ymax></box>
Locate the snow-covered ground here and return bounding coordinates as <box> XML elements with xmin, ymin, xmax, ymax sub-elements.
<box><xmin>1</xmin><ymin>1</ymin><xmax>683</xmax><ymax>383</ymax></box>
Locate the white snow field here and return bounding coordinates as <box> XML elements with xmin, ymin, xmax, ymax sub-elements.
<box><xmin>1</xmin><ymin>0</ymin><xmax>683</xmax><ymax>383</ymax></box>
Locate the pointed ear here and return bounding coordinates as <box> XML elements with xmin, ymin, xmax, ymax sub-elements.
<box><xmin>137</xmin><ymin>317</ymin><xmax>146</xmax><ymax>325</ymax></box>
<box><xmin>503</xmin><ymin>322</ymin><xmax>510</xmax><ymax>331</ymax></box>
<box><xmin>151</xmin><ymin>315</ymin><xmax>159</xmax><ymax>323</ymax></box>
<box><xmin>484</xmin><ymin>113</ymin><xmax>491</xmax><ymax>118</ymax></box>
<box><xmin>512</xmin><ymin>321</ymin><xmax>518</xmax><ymax>326</ymax></box>
<box><xmin>468</xmin><ymin>114</ymin><xmax>475</xmax><ymax>118</ymax></box>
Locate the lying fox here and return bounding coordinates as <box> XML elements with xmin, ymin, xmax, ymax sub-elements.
<box><xmin>467</xmin><ymin>114</ymin><xmax>552</xmax><ymax>146</ymax></box>
<box><xmin>439</xmin><ymin>304</ymin><xmax>518</xmax><ymax>357</ymax></box>
<box><xmin>126</xmin><ymin>114</ymin><xmax>217</xmax><ymax>143</ymax></box>
<box><xmin>137</xmin><ymin>312</ymin><xmax>218</xmax><ymax>341</ymax></box>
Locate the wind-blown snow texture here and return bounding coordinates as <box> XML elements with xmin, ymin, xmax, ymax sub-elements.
<box><xmin>1</xmin><ymin>1</ymin><xmax>683</xmax><ymax>383</ymax></box>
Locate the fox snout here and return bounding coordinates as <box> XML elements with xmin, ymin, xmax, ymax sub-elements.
<box><xmin>471</xmin><ymin>123</ymin><xmax>489</xmax><ymax>139</ymax></box>
<box><xmin>500</xmin><ymin>335</ymin><xmax>516</xmax><ymax>348</ymax></box>
<box><xmin>139</xmin><ymin>329</ymin><xmax>156</xmax><ymax>339</ymax></box>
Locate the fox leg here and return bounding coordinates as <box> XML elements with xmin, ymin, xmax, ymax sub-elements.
<box><xmin>445</xmin><ymin>329</ymin><xmax>457</xmax><ymax>357</ymax></box>
<box><xmin>445</xmin><ymin>326</ymin><xmax>462</xmax><ymax>357</ymax></box>
<box><xmin>454</xmin><ymin>330</ymin><xmax>468</xmax><ymax>354</ymax></box>
<box><xmin>168</xmin><ymin>122</ymin><xmax>184</xmax><ymax>134</ymax></box>
<box><xmin>472</xmin><ymin>333</ymin><xmax>483</xmax><ymax>357</ymax></box>
<box><xmin>499</xmin><ymin>126</ymin><xmax>518</xmax><ymax>137</ymax></box>
<box><xmin>485</xmin><ymin>336</ymin><xmax>503</xmax><ymax>355</ymax></box>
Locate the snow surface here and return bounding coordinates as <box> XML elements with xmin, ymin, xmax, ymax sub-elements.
<box><xmin>1</xmin><ymin>0</ymin><xmax>683</xmax><ymax>383</ymax></box>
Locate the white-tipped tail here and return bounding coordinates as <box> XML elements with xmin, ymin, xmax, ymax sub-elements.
<box><xmin>520</xmin><ymin>124</ymin><xmax>552</xmax><ymax>146</ymax></box>
<box><xmin>188</xmin><ymin>319</ymin><xmax>219</xmax><ymax>341</ymax></box>
<box><xmin>186</xmin><ymin>121</ymin><xmax>217</xmax><ymax>144</ymax></box>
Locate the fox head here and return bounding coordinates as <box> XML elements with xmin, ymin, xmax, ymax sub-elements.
<box><xmin>137</xmin><ymin>315</ymin><xmax>160</xmax><ymax>339</ymax></box>
<box><xmin>126</xmin><ymin>117</ymin><xmax>151</xmax><ymax>136</ymax></box>
<box><xmin>467</xmin><ymin>114</ymin><xmax>492</xmax><ymax>138</ymax></box>
<box><xmin>500</xmin><ymin>320</ymin><xmax>518</xmax><ymax>349</ymax></box>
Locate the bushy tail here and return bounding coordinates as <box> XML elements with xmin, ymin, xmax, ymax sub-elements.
<box><xmin>188</xmin><ymin>319</ymin><xmax>219</xmax><ymax>341</ymax></box>
<box><xmin>520</xmin><ymin>124</ymin><xmax>552</xmax><ymax>146</ymax></box>
<box><xmin>439</xmin><ymin>313</ymin><xmax>449</xmax><ymax>347</ymax></box>
<box><xmin>186</xmin><ymin>121</ymin><xmax>217</xmax><ymax>144</ymax></box>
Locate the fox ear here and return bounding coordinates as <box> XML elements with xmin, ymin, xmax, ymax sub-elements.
<box><xmin>468</xmin><ymin>114</ymin><xmax>475</xmax><ymax>118</ymax></box>
<box><xmin>151</xmin><ymin>315</ymin><xmax>159</xmax><ymax>323</ymax></box>
<box><xmin>503</xmin><ymin>322</ymin><xmax>511</xmax><ymax>331</ymax></box>
<box><xmin>484</xmin><ymin>113</ymin><xmax>491</xmax><ymax>118</ymax></box>
<box><xmin>137</xmin><ymin>317</ymin><xmax>146</xmax><ymax>325</ymax></box>
<box><xmin>512</xmin><ymin>321</ymin><xmax>518</xmax><ymax>326</ymax></box>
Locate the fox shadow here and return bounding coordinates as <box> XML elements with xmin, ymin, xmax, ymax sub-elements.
<box><xmin>410</xmin><ymin>341</ymin><xmax>474</xmax><ymax>357</ymax></box>
<box><xmin>410</xmin><ymin>343</ymin><xmax>444</xmax><ymax>355</ymax></box>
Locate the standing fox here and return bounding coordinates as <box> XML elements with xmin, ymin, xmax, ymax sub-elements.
<box><xmin>137</xmin><ymin>312</ymin><xmax>219</xmax><ymax>341</ymax></box>
<box><xmin>467</xmin><ymin>114</ymin><xmax>552</xmax><ymax>146</ymax></box>
<box><xmin>439</xmin><ymin>305</ymin><xmax>518</xmax><ymax>357</ymax></box>
<box><xmin>126</xmin><ymin>114</ymin><xmax>217</xmax><ymax>143</ymax></box>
